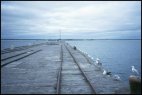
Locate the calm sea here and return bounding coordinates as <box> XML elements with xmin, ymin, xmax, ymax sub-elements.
<box><xmin>67</xmin><ymin>40</ymin><xmax>141</xmax><ymax>84</ymax></box>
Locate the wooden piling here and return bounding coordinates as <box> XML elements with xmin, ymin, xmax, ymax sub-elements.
<box><xmin>129</xmin><ymin>75</ymin><xmax>141</xmax><ymax>94</ymax></box>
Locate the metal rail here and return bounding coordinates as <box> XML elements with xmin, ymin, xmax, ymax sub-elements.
<box><xmin>1</xmin><ymin>46</ymin><xmax>32</xmax><ymax>54</ymax></box>
<box><xmin>56</xmin><ymin>44</ymin><xmax>63</xmax><ymax>94</ymax></box>
<box><xmin>2</xmin><ymin>45</ymin><xmax>28</xmax><ymax>51</ymax></box>
<box><xmin>1</xmin><ymin>49</ymin><xmax>42</xmax><ymax>68</ymax></box>
<box><xmin>64</xmin><ymin>44</ymin><xmax>96</xmax><ymax>94</ymax></box>
<box><xmin>1</xmin><ymin>42</ymin><xmax>45</xmax><ymax>54</ymax></box>
<box><xmin>1</xmin><ymin>50</ymin><xmax>33</xmax><ymax>61</ymax></box>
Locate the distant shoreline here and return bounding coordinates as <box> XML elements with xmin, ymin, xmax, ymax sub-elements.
<box><xmin>1</xmin><ymin>39</ymin><xmax>141</xmax><ymax>40</ymax></box>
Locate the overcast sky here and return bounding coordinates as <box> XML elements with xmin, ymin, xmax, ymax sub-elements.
<box><xmin>1</xmin><ymin>1</ymin><xmax>141</xmax><ymax>39</ymax></box>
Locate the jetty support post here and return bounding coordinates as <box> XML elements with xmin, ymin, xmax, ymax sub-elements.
<box><xmin>129</xmin><ymin>75</ymin><xmax>141</xmax><ymax>94</ymax></box>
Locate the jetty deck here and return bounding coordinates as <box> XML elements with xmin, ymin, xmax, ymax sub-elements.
<box><xmin>1</xmin><ymin>41</ymin><xmax>130</xmax><ymax>94</ymax></box>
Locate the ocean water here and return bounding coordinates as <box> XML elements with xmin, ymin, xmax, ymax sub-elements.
<box><xmin>67</xmin><ymin>40</ymin><xmax>141</xmax><ymax>83</ymax></box>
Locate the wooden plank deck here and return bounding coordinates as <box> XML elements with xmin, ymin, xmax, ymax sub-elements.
<box><xmin>1</xmin><ymin>41</ymin><xmax>130</xmax><ymax>94</ymax></box>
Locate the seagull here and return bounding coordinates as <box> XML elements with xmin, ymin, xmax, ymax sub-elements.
<box><xmin>96</xmin><ymin>58</ymin><xmax>100</xmax><ymax>61</ymax></box>
<box><xmin>95</xmin><ymin>60</ymin><xmax>99</xmax><ymax>64</ymax></box>
<box><xmin>131</xmin><ymin>66</ymin><xmax>139</xmax><ymax>75</ymax></box>
<box><xmin>103</xmin><ymin>69</ymin><xmax>112</xmax><ymax>76</ymax></box>
<box><xmin>113</xmin><ymin>75</ymin><xmax>121</xmax><ymax>81</ymax></box>
<box><xmin>103</xmin><ymin>69</ymin><xmax>107</xmax><ymax>75</ymax></box>
<box><xmin>106</xmin><ymin>72</ymin><xmax>112</xmax><ymax>75</ymax></box>
<box><xmin>95</xmin><ymin>58</ymin><xmax>102</xmax><ymax>66</ymax></box>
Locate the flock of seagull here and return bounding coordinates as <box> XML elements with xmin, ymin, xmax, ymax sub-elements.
<box><xmin>9</xmin><ymin>45</ymin><xmax>140</xmax><ymax>81</ymax></box>
<box><xmin>78</xmin><ymin>48</ymin><xmax>140</xmax><ymax>81</ymax></box>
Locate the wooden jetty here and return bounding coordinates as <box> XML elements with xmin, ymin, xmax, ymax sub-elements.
<box><xmin>1</xmin><ymin>41</ymin><xmax>130</xmax><ymax>94</ymax></box>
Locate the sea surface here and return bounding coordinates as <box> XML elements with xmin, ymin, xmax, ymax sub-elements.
<box><xmin>1</xmin><ymin>39</ymin><xmax>141</xmax><ymax>85</ymax></box>
<box><xmin>67</xmin><ymin>40</ymin><xmax>141</xmax><ymax>84</ymax></box>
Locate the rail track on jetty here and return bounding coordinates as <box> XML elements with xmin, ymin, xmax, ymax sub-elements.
<box><xmin>1</xmin><ymin>41</ymin><xmax>129</xmax><ymax>94</ymax></box>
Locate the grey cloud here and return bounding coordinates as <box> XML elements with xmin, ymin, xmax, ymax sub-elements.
<box><xmin>1</xmin><ymin>1</ymin><xmax>141</xmax><ymax>39</ymax></box>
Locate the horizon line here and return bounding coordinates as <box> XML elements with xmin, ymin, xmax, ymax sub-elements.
<box><xmin>1</xmin><ymin>39</ymin><xmax>141</xmax><ymax>40</ymax></box>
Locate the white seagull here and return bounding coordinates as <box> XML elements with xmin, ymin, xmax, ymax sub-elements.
<box><xmin>102</xmin><ymin>69</ymin><xmax>112</xmax><ymax>76</ymax></box>
<box><xmin>131</xmin><ymin>66</ymin><xmax>139</xmax><ymax>75</ymax></box>
<box><xmin>113</xmin><ymin>75</ymin><xmax>121</xmax><ymax>81</ymax></box>
<box><xmin>103</xmin><ymin>69</ymin><xmax>107</xmax><ymax>75</ymax></box>
<box><xmin>96</xmin><ymin>58</ymin><xmax>100</xmax><ymax>62</ymax></box>
<box><xmin>96</xmin><ymin>58</ymin><xmax>100</xmax><ymax>61</ymax></box>
<box><xmin>95</xmin><ymin>58</ymin><xmax>102</xmax><ymax>66</ymax></box>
